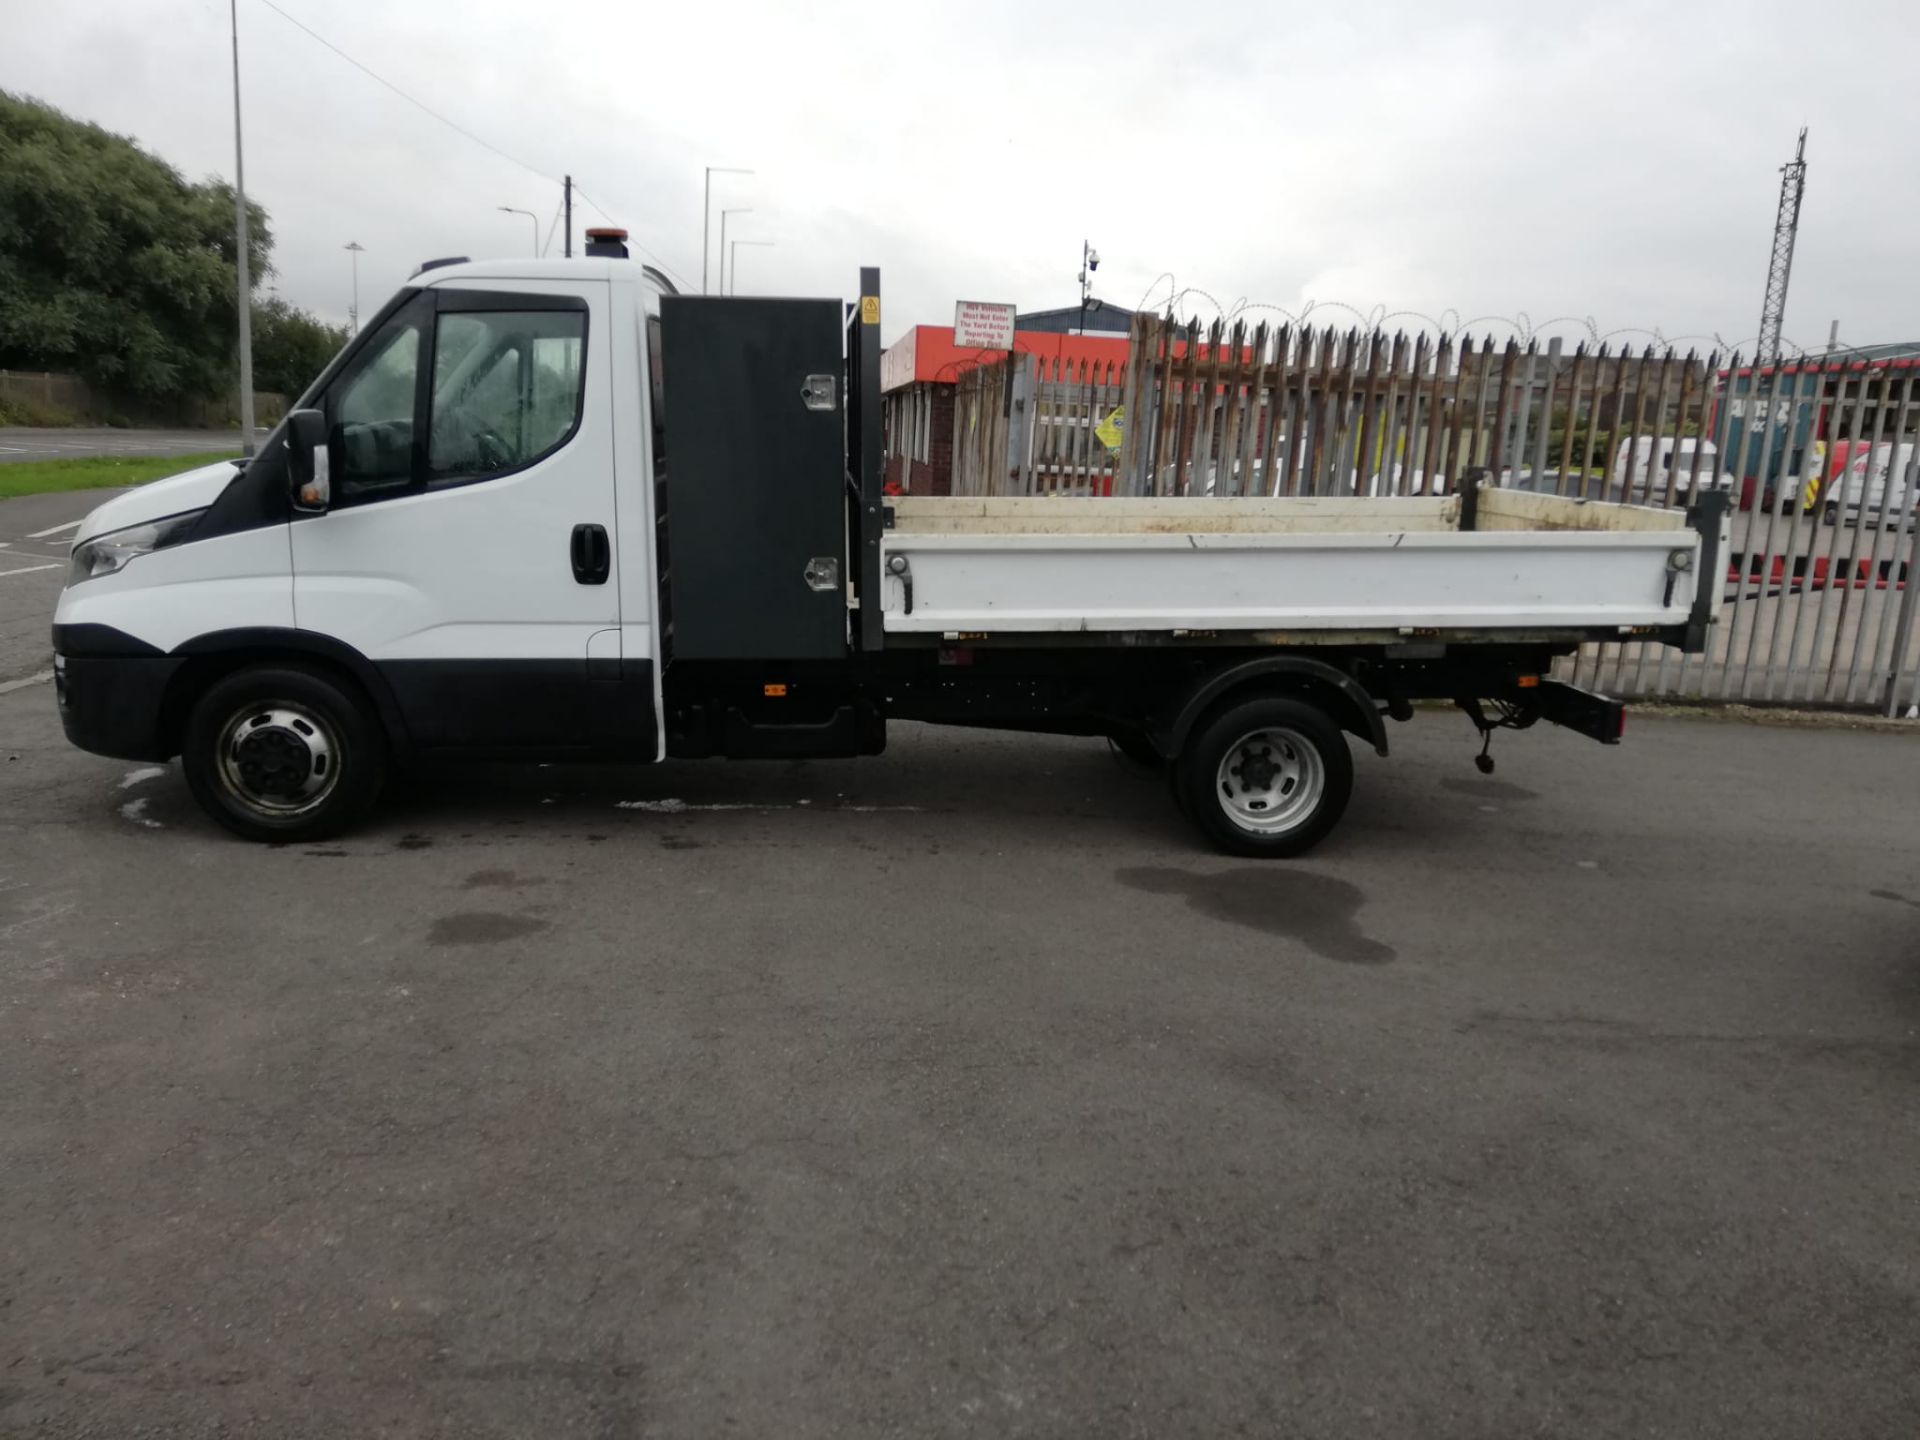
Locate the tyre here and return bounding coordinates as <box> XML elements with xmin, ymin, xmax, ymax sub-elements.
<box><xmin>181</xmin><ymin>664</ymin><xmax>389</xmax><ymax>842</ymax></box>
<box><xmin>1823</xmin><ymin>504</ymin><xmax>1839</xmax><ymax>526</ymax></box>
<box><xmin>1174</xmin><ymin>696</ymin><xmax>1353</xmax><ymax>858</ymax></box>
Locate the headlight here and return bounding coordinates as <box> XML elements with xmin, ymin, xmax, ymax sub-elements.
<box><xmin>67</xmin><ymin>510</ymin><xmax>206</xmax><ymax>586</ymax></box>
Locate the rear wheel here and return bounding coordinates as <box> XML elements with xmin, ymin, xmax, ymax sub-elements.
<box><xmin>181</xmin><ymin>665</ymin><xmax>388</xmax><ymax>842</ymax></box>
<box><xmin>1175</xmin><ymin>696</ymin><xmax>1353</xmax><ymax>857</ymax></box>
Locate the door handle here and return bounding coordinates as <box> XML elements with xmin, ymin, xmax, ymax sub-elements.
<box><xmin>571</xmin><ymin>523</ymin><xmax>610</xmax><ymax>585</ymax></box>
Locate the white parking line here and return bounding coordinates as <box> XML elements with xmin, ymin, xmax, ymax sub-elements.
<box><xmin>26</xmin><ymin>520</ymin><xmax>83</xmax><ymax>538</ymax></box>
<box><xmin>0</xmin><ymin>671</ymin><xmax>53</xmax><ymax>695</ymax></box>
<box><xmin>0</xmin><ymin>563</ymin><xmax>61</xmax><ymax>578</ymax></box>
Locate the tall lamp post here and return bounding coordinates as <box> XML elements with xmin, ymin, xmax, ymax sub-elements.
<box><xmin>229</xmin><ymin>0</ymin><xmax>255</xmax><ymax>455</ymax></box>
<box><xmin>497</xmin><ymin>206</ymin><xmax>539</xmax><ymax>257</ymax></box>
<box><xmin>701</xmin><ymin>166</ymin><xmax>752</xmax><ymax>294</ymax></box>
<box><xmin>344</xmin><ymin>241</ymin><xmax>364</xmax><ymax>334</ymax></box>
<box><xmin>729</xmin><ymin>239</ymin><xmax>775</xmax><ymax>295</ymax></box>
<box><xmin>718</xmin><ymin>208</ymin><xmax>752</xmax><ymax>295</ymax></box>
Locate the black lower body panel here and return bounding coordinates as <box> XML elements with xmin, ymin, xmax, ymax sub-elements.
<box><xmin>54</xmin><ymin>653</ymin><xmax>184</xmax><ymax>761</ymax></box>
<box><xmin>662</xmin><ymin>660</ymin><xmax>884</xmax><ymax>758</ymax></box>
<box><xmin>378</xmin><ymin>659</ymin><xmax>657</xmax><ymax>758</ymax></box>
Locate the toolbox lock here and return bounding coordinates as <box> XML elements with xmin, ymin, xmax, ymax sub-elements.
<box><xmin>801</xmin><ymin>374</ymin><xmax>837</xmax><ymax>412</ymax></box>
<box><xmin>803</xmin><ymin>556</ymin><xmax>840</xmax><ymax>592</ymax></box>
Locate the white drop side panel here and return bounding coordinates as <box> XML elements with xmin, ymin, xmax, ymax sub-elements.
<box><xmin>879</xmin><ymin>530</ymin><xmax>1698</xmax><ymax>634</ymax></box>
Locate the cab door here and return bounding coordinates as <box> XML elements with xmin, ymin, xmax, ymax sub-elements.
<box><xmin>291</xmin><ymin>278</ymin><xmax>630</xmax><ymax>751</ymax></box>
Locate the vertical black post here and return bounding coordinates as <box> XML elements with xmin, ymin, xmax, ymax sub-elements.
<box><xmin>850</xmin><ymin>266</ymin><xmax>885</xmax><ymax>651</ymax></box>
<box><xmin>1460</xmin><ymin>466</ymin><xmax>1487</xmax><ymax>531</ymax></box>
<box><xmin>563</xmin><ymin>175</ymin><xmax>572</xmax><ymax>259</ymax></box>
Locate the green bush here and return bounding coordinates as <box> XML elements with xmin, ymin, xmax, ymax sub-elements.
<box><xmin>0</xmin><ymin>393</ymin><xmax>81</xmax><ymax>427</ymax></box>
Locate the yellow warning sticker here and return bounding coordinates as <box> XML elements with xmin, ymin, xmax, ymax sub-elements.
<box><xmin>1094</xmin><ymin>405</ymin><xmax>1125</xmax><ymax>454</ymax></box>
<box><xmin>860</xmin><ymin>296</ymin><xmax>880</xmax><ymax>326</ymax></box>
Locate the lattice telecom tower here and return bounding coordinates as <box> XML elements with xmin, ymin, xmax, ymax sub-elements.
<box><xmin>1755</xmin><ymin>129</ymin><xmax>1808</xmax><ymax>368</ymax></box>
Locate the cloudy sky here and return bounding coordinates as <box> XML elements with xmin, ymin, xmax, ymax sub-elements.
<box><xmin>5</xmin><ymin>0</ymin><xmax>1915</xmax><ymax>356</ymax></box>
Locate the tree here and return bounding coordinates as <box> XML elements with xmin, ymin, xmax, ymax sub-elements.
<box><xmin>252</xmin><ymin>297</ymin><xmax>348</xmax><ymax>400</ymax></box>
<box><xmin>0</xmin><ymin>90</ymin><xmax>270</xmax><ymax>404</ymax></box>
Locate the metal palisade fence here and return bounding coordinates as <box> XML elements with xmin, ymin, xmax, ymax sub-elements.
<box><xmin>952</xmin><ymin>352</ymin><xmax>1127</xmax><ymax>498</ymax></box>
<box><xmin>945</xmin><ymin>316</ymin><xmax>1920</xmax><ymax>717</ymax></box>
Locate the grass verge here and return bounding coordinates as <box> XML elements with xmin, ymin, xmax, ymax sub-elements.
<box><xmin>0</xmin><ymin>452</ymin><xmax>240</xmax><ymax>500</ymax></box>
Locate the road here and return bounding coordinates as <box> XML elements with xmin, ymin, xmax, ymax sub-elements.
<box><xmin>0</xmin><ymin>427</ymin><xmax>242</xmax><ymax>463</ymax></box>
<box><xmin>0</xmin><ymin>488</ymin><xmax>128</xmax><ymax>686</ymax></box>
<box><xmin>0</xmin><ymin>488</ymin><xmax>113</xmax><ymax>684</ymax></box>
<box><xmin>3</xmin><ymin>630</ymin><xmax>1919</xmax><ymax>1431</ymax></box>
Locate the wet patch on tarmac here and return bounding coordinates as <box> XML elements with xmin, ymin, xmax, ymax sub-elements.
<box><xmin>1116</xmin><ymin>867</ymin><xmax>1394</xmax><ymax>964</ymax></box>
<box><xmin>1440</xmin><ymin>776</ymin><xmax>1540</xmax><ymax>802</ymax></box>
<box><xmin>427</xmin><ymin>912</ymin><xmax>551</xmax><ymax>946</ymax></box>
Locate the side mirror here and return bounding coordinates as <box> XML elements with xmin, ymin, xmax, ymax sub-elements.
<box><xmin>286</xmin><ymin>408</ymin><xmax>331</xmax><ymax>512</ymax></box>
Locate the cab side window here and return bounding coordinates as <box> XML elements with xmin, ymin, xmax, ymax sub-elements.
<box><xmin>329</xmin><ymin>297</ymin><xmax>428</xmax><ymax>500</ymax></box>
<box><xmin>428</xmin><ymin>310</ymin><xmax>586</xmax><ymax>480</ymax></box>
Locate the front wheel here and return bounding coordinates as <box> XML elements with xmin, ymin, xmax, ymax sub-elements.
<box><xmin>181</xmin><ymin>665</ymin><xmax>389</xmax><ymax>842</ymax></box>
<box><xmin>1174</xmin><ymin>696</ymin><xmax>1353</xmax><ymax>857</ymax></box>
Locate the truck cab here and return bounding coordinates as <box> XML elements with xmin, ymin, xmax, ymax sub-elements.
<box><xmin>56</xmin><ymin>238</ymin><xmax>874</xmax><ymax>816</ymax></box>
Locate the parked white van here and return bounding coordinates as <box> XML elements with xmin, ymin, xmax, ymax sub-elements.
<box><xmin>1822</xmin><ymin>442</ymin><xmax>1918</xmax><ymax>528</ymax></box>
<box><xmin>1610</xmin><ymin>437</ymin><xmax>1736</xmax><ymax>505</ymax></box>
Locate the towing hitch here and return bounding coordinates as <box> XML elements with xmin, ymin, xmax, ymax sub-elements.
<box><xmin>1458</xmin><ymin>680</ymin><xmax>1624</xmax><ymax>773</ymax></box>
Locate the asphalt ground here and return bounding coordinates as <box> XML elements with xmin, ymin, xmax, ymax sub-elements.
<box><xmin>3</xmin><ymin>630</ymin><xmax>1919</xmax><ymax>1434</ymax></box>
<box><xmin>0</xmin><ymin>488</ymin><xmax>105</xmax><ymax>685</ymax></box>
<box><xmin>0</xmin><ymin>429</ymin><xmax>243</xmax><ymax>464</ymax></box>
<box><xmin>5</xmin><ymin>481</ymin><xmax>1920</xmax><ymax>1435</ymax></box>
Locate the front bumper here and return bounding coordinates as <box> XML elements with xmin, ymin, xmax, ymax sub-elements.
<box><xmin>51</xmin><ymin>627</ymin><xmax>183</xmax><ymax>762</ymax></box>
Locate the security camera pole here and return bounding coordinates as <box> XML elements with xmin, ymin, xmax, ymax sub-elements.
<box><xmin>1078</xmin><ymin>239</ymin><xmax>1100</xmax><ymax>335</ymax></box>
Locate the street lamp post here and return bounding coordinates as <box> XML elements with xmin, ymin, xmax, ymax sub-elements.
<box><xmin>729</xmin><ymin>239</ymin><xmax>775</xmax><ymax>295</ymax></box>
<box><xmin>497</xmin><ymin>206</ymin><xmax>539</xmax><ymax>257</ymax></box>
<box><xmin>701</xmin><ymin>166</ymin><xmax>752</xmax><ymax>294</ymax></box>
<box><xmin>229</xmin><ymin>0</ymin><xmax>255</xmax><ymax>455</ymax></box>
<box><xmin>718</xmin><ymin>208</ymin><xmax>752</xmax><ymax>294</ymax></box>
<box><xmin>344</xmin><ymin>241</ymin><xmax>364</xmax><ymax>333</ymax></box>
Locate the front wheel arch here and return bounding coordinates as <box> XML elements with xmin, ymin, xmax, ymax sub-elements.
<box><xmin>157</xmin><ymin>632</ymin><xmax>410</xmax><ymax>761</ymax></box>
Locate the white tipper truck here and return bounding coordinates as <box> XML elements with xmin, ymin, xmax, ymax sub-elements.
<box><xmin>51</xmin><ymin>232</ymin><xmax>1728</xmax><ymax>856</ymax></box>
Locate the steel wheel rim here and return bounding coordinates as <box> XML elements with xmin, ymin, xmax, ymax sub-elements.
<box><xmin>215</xmin><ymin>701</ymin><xmax>341</xmax><ymax>818</ymax></box>
<box><xmin>1215</xmin><ymin>726</ymin><xmax>1324</xmax><ymax>835</ymax></box>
